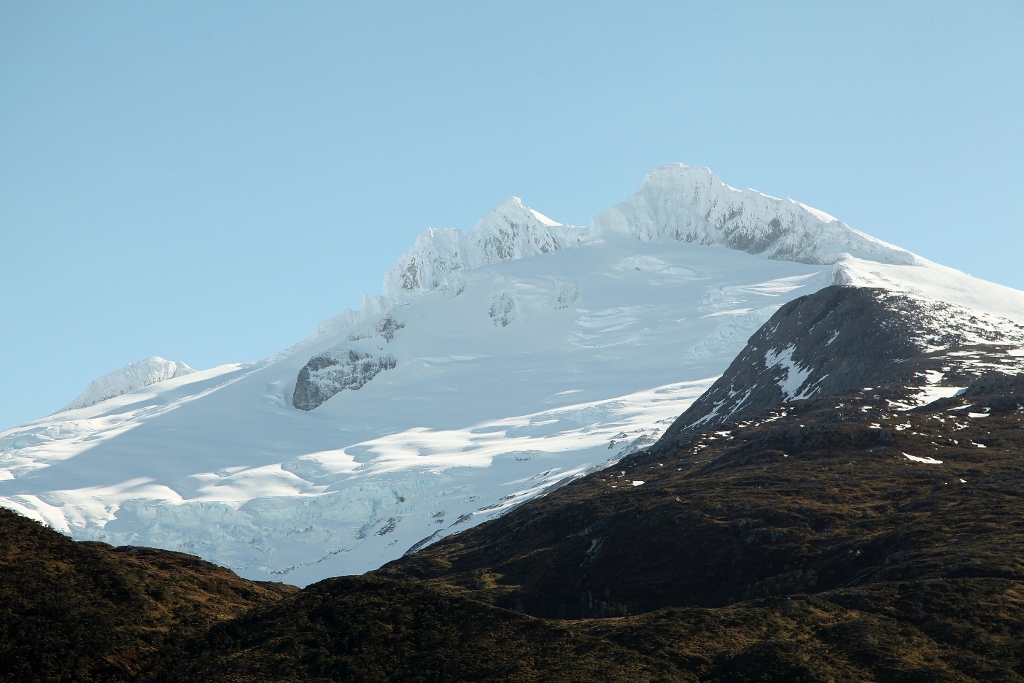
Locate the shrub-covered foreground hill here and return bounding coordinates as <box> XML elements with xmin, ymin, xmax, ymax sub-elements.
<box><xmin>0</xmin><ymin>508</ymin><xmax>296</xmax><ymax>682</ymax></box>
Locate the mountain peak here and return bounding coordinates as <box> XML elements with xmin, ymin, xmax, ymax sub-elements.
<box><xmin>594</xmin><ymin>163</ymin><xmax>917</xmax><ymax>266</ymax></box>
<box><xmin>383</xmin><ymin>163</ymin><xmax>924</xmax><ymax>303</ymax></box>
<box><xmin>382</xmin><ymin>197</ymin><xmax>584</xmax><ymax>298</ymax></box>
<box><xmin>489</xmin><ymin>196</ymin><xmax>562</xmax><ymax>228</ymax></box>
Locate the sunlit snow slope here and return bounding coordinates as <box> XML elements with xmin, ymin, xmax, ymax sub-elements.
<box><xmin>3</xmin><ymin>164</ymin><xmax>1023</xmax><ymax>586</ymax></box>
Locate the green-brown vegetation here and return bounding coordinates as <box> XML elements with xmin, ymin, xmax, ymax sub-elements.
<box><xmin>0</xmin><ymin>509</ymin><xmax>295</xmax><ymax>682</ymax></box>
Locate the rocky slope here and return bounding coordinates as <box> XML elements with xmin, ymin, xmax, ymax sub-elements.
<box><xmin>654</xmin><ymin>285</ymin><xmax>1024</xmax><ymax>450</ymax></box>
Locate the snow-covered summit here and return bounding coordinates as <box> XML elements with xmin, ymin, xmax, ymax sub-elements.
<box><xmin>63</xmin><ymin>357</ymin><xmax>194</xmax><ymax>411</ymax></box>
<box><xmin>383</xmin><ymin>165</ymin><xmax>921</xmax><ymax>304</ymax></box>
<box><xmin>382</xmin><ymin>197</ymin><xmax>587</xmax><ymax>298</ymax></box>
<box><xmin>593</xmin><ymin>164</ymin><xmax>920</xmax><ymax>267</ymax></box>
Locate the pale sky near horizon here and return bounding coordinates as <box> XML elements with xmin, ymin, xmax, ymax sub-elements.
<box><xmin>1</xmin><ymin>1</ymin><xmax>1022</xmax><ymax>430</ymax></box>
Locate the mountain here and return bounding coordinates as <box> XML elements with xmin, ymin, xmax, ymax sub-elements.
<box><xmin>4</xmin><ymin>180</ymin><xmax>1024</xmax><ymax>680</ymax></box>
<box><xmin>3</xmin><ymin>164</ymin><xmax>1023</xmax><ymax>588</ymax></box>
<box><xmin>150</xmin><ymin>292</ymin><xmax>1024</xmax><ymax>681</ymax></box>
<box><xmin>7</xmin><ymin>306</ymin><xmax>1024</xmax><ymax>682</ymax></box>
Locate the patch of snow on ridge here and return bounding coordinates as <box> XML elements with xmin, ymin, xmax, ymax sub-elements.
<box><xmin>901</xmin><ymin>370</ymin><xmax>965</xmax><ymax>410</ymax></box>
<box><xmin>793</xmin><ymin>201</ymin><xmax>838</xmax><ymax>224</ymax></box>
<box><xmin>529</xmin><ymin>208</ymin><xmax>561</xmax><ymax>227</ymax></box>
<box><xmin>904</xmin><ymin>453</ymin><xmax>943</xmax><ymax>465</ymax></box>
<box><xmin>833</xmin><ymin>256</ymin><xmax>1024</xmax><ymax>325</ymax></box>
<box><xmin>63</xmin><ymin>357</ymin><xmax>195</xmax><ymax>410</ymax></box>
<box><xmin>764</xmin><ymin>345</ymin><xmax>813</xmax><ymax>400</ymax></box>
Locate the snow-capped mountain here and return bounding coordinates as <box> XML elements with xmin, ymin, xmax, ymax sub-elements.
<box><xmin>3</xmin><ymin>164</ymin><xmax>1023</xmax><ymax>587</ymax></box>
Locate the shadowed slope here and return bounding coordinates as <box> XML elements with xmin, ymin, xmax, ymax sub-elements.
<box><xmin>0</xmin><ymin>509</ymin><xmax>296</xmax><ymax>682</ymax></box>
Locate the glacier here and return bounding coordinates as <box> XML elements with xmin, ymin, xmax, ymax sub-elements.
<box><xmin>3</xmin><ymin>163</ymin><xmax>1024</xmax><ymax>586</ymax></box>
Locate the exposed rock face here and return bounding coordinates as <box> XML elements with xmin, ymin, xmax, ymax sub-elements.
<box><xmin>488</xmin><ymin>293</ymin><xmax>516</xmax><ymax>327</ymax></box>
<box><xmin>292</xmin><ymin>349</ymin><xmax>397</xmax><ymax>411</ymax></box>
<box><xmin>552</xmin><ymin>280</ymin><xmax>579</xmax><ymax>310</ymax></box>
<box><xmin>345</xmin><ymin>312</ymin><xmax>406</xmax><ymax>343</ymax></box>
<box><xmin>375</xmin><ymin>313</ymin><xmax>405</xmax><ymax>342</ymax></box>
<box><xmin>653</xmin><ymin>286</ymin><xmax>1024</xmax><ymax>451</ymax></box>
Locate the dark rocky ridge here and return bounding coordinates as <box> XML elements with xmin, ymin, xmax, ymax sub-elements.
<box><xmin>653</xmin><ymin>286</ymin><xmax>1024</xmax><ymax>452</ymax></box>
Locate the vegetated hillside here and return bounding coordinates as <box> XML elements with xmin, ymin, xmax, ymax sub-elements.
<box><xmin>0</xmin><ymin>509</ymin><xmax>296</xmax><ymax>682</ymax></box>
<box><xmin>153</xmin><ymin>370</ymin><xmax>1024</xmax><ymax>682</ymax></box>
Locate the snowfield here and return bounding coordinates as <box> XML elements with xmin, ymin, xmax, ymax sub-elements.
<box><xmin>3</xmin><ymin>164</ymin><xmax>1023</xmax><ymax>585</ymax></box>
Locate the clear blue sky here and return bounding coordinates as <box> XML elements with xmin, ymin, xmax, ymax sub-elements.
<box><xmin>2</xmin><ymin>1</ymin><xmax>1022</xmax><ymax>430</ymax></box>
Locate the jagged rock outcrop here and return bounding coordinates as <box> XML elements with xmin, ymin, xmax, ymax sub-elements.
<box><xmin>292</xmin><ymin>349</ymin><xmax>397</xmax><ymax>411</ymax></box>
<box><xmin>375</xmin><ymin>313</ymin><xmax>405</xmax><ymax>342</ymax></box>
<box><xmin>653</xmin><ymin>285</ymin><xmax>1024</xmax><ymax>451</ymax></box>
<box><xmin>488</xmin><ymin>293</ymin><xmax>516</xmax><ymax>327</ymax></box>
